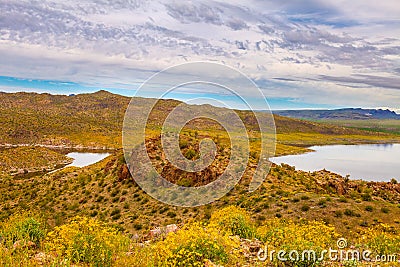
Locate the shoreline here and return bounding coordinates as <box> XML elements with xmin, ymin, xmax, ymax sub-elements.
<box><xmin>0</xmin><ymin>143</ymin><xmax>117</xmax><ymax>152</ymax></box>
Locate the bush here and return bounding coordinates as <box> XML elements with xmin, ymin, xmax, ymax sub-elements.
<box><xmin>334</xmin><ymin>210</ymin><xmax>343</xmax><ymax>218</ymax></box>
<box><xmin>360</xmin><ymin>224</ymin><xmax>400</xmax><ymax>255</ymax></box>
<box><xmin>133</xmin><ymin>223</ymin><xmax>142</xmax><ymax>230</ymax></box>
<box><xmin>365</xmin><ymin>206</ymin><xmax>373</xmax><ymax>212</ymax></box>
<box><xmin>344</xmin><ymin>209</ymin><xmax>360</xmax><ymax>217</ymax></box>
<box><xmin>300</xmin><ymin>195</ymin><xmax>310</xmax><ymax>200</ymax></box>
<box><xmin>0</xmin><ymin>213</ymin><xmax>46</xmax><ymax>247</ymax></box>
<box><xmin>257</xmin><ymin>219</ymin><xmax>338</xmax><ymax>266</ymax></box>
<box><xmin>301</xmin><ymin>205</ymin><xmax>310</xmax><ymax>212</ymax></box>
<box><xmin>179</xmin><ymin>140</ymin><xmax>188</xmax><ymax>149</ymax></box>
<box><xmin>45</xmin><ymin>216</ymin><xmax>129</xmax><ymax>266</ymax></box>
<box><xmin>318</xmin><ymin>199</ymin><xmax>327</xmax><ymax>207</ymax></box>
<box><xmin>167</xmin><ymin>211</ymin><xmax>177</xmax><ymax>218</ymax></box>
<box><xmin>153</xmin><ymin>222</ymin><xmax>241</xmax><ymax>266</ymax></box>
<box><xmin>361</xmin><ymin>193</ymin><xmax>372</xmax><ymax>201</ymax></box>
<box><xmin>110</xmin><ymin>208</ymin><xmax>121</xmax><ymax>217</ymax></box>
<box><xmin>90</xmin><ymin>210</ymin><xmax>98</xmax><ymax>217</ymax></box>
<box><xmin>210</xmin><ymin>206</ymin><xmax>255</xmax><ymax>239</ymax></box>
<box><xmin>291</xmin><ymin>197</ymin><xmax>300</xmax><ymax>203</ymax></box>
<box><xmin>381</xmin><ymin>207</ymin><xmax>390</xmax><ymax>214</ymax></box>
<box><xmin>184</xmin><ymin>149</ymin><xmax>197</xmax><ymax>160</ymax></box>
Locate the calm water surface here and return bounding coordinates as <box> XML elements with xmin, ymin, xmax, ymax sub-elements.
<box><xmin>270</xmin><ymin>144</ymin><xmax>400</xmax><ymax>182</ymax></box>
<box><xmin>66</xmin><ymin>152</ymin><xmax>110</xmax><ymax>167</ymax></box>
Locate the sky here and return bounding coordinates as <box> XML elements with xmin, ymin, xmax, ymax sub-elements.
<box><xmin>0</xmin><ymin>0</ymin><xmax>400</xmax><ymax>111</ymax></box>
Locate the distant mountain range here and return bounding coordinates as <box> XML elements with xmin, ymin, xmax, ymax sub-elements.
<box><xmin>273</xmin><ymin>108</ymin><xmax>400</xmax><ymax>120</ymax></box>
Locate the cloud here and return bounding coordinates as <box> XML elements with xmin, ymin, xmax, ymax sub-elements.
<box><xmin>319</xmin><ymin>74</ymin><xmax>400</xmax><ymax>90</ymax></box>
<box><xmin>0</xmin><ymin>0</ymin><xmax>399</xmax><ymax>110</ymax></box>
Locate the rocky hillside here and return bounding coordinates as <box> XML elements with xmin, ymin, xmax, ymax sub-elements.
<box><xmin>274</xmin><ymin>108</ymin><xmax>400</xmax><ymax>120</ymax></box>
<box><xmin>1</xmin><ymin>91</ymin><xmax>396</xmax><ymax>152</ymax></box>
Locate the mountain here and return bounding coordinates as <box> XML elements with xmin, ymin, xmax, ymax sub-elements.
<box><xmin>2</xmin><ymin>90</ymin><xmax>399</xmax><ymax>161</ymax></box>
<box><xmin>1</xmin><ymin>91</ymin><xmax>390</xmax><ymax>152</ymax></box>
<box><xmin>273</xmin><ymin>108</ymin><xmax>400</xmax><ymax>120</ymax></box>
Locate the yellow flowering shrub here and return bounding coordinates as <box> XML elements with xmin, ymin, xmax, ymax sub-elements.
<box><xmin>0</xmin><ymin>246</ymin><xmax>40</xmax><ymax>267</ymax></box>
<box><xmin>153</xmin><ymin>222</ymin><xmax>242</xmax><ymax>266</ymax></box>
<box><xmin>0</xmin><ymin>213</ymin><xmax>46</xmax><ymax>248</ymax></box>
<box><xmin>257</xmin><ymin>219</ymin><xmax>338</xmax><ymax>266</ymax></box>
<box><xmin>209</xmin><ymin>205</ymin><xmax>255</xmax><ymax>239</ymax></box>
<box><xmin>360</xmin><ymin>223</ymin><xmax>400</xmax><ymax>255</ymax></box>
<box><xmin>44</xmin><ymin>216</ymin><xmax>129</xmax><ymax>267</ymax></box>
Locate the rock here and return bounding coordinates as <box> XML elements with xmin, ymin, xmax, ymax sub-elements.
<box><xmin>131</xmin><ymin>233</ymin><xmax>140</xmax><ymax>241</ymax></box>
<box><xmin>165</xmin><ymin>224</ymin><xmax>178</xmax><ymax>234</ymax></box>
<box><xmin>17</xmin><ymin>169</ymin><xmax>26</xmax><ymax>175</ymax></box>
<box><xmin>149</xmin><ymin>227</ymin><xmax>162</xmax><ymax>238</ymax></box>
<box><xmin>118</xmin><ymin>164</ymin><xmax>131</xmax><ymax>181</ymax></box>
<box><xmin>240</xmin><ymin>238</ymin><xmax>263</xmax><ymax>260</ymax></box>
<box><xmin>148</xmin><ymin>224</ymin><xmax>179</xmax><ymax>239</ymax></box>
<box><xmin>34</xmin><ymin>252</ymin><xmax>51</xmax><ymax>264</ymax></box>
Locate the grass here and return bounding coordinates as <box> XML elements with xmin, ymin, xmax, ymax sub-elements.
<box><xmin>316</xmin><ymin>119</ymin><xmax>400</xmax><ymax>135</ymax></box>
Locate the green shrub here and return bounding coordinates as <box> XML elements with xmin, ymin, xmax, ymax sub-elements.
<box><xmin>257</xmin><ymin>219</ymin><xmax>338</xmax><ymax>266</ymax></box>
<box><xmin>365</xmin><ymin>206</ymin><xmax>373</xmax><ymax>212</ymax></box>
<box><xmin>292</xmin><ymin>197</ymin><xmax>300</xmax><ymax>203</ymax></box>
<box><xmin>361</xmin><ymin>193</ymin><xmax>372</xmax><ymax>201</ymax></box>
<box><xmin>300</xmin><ymin>195</ymin><xmax>310</xmax><ymax>200</ymax></box>
<box><xmin>334</xmin><ymin>210</ymin><xmax>343</xmax><ymax>218</ymax></box>
<box><xmin>184</xmin><ymin>149</ymin><xmax>197</xmax><ymax>160</ymax></box>
<box><xmin>110</xmin><ymin>209</ymin><xmax>121</xmax><ymax>217</ymax></box>
<box><xmin>0</xmin><ymin>213</ymin><xmax>46</xmax><ymax>247</ymax></box>
<box><xmin>344</xmin><ymin>209</ymin><xmax>360</xmax><ymax>217</ymax></box>
<box><xmin>381</xmin><ymin>207</ymin><xmax>390</xmax><ymax>214</ymax></box>
<box><xmin>361</xmin><ymin>224</ymin><xmax>400</xmax><ymax>255</ymax></box>
<box><xmin>301</xmin><ymin>205</ymin><xmax>310</xmax><ymax>212</ymax></box>
<box><xmin>45</xmin><ymin>216</ymin><xmax>129</xmax><ymax>267</ymax></box>
<box><xmin>167</xmin><ymin>211</ymin><xmax>177</xmax><ymax>218</ymax></box>
<box><xmin>210</xmin><ymin>206</ymin><xmax>255</xmax><ymax>239</ymax></box>
<box><xmin>154</xmin><ymin>222</ymin><xmax>240</xmax><ymax>266</ymax></box>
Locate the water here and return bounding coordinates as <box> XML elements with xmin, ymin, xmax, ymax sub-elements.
<box><xmin>270</xmin><ymin>144</ymin><xmax>400</xmax><ymax>182</ymax></box>
<box><xmin>66</xmin><ymin>152</ymin><xmax>110</xmax><ymax>167</ymax></box>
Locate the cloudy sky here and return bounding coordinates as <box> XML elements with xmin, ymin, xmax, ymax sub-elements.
<box><xmin>0</xmin><ymin>0</ymin><xmax>400</xmax><ymax>110</ymax></box>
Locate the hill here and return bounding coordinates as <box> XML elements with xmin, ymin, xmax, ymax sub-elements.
<box><xmin>1</xmin><ymin>91</ymin><xmax>400</xmax><ymax>266</ymax></box>
<box><xmin>1</xmin><ymin>150</ymin><xmax>399</xmax><ymax>266</ymax></box>
<box><xmin>274</xmin><ymin>108</ymin><xmax>400</xmax><ymax>120</ymax></box>
<box><xmin>1</xmin><ymin>90</ymin><xmax>398</xmax><ymax>156</ymax></box>
<box><xmin>0</xmin><ymin>146</ymin><xmax>72</xmax><ymax>175</ymax></box>
<box><xmin>0</xmin><ymin>90</ymin><xmax>128</xmax><ymax>148</ymax></box>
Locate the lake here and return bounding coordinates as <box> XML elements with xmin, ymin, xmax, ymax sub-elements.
<box><xmin>66</xmin><ymin>152</ymin><xmax>110</xmax><ymax>167</ymax></box>
<box><xmin>270</xmin><ymin>144</ymin><xmax>400</xmax><ymax>182</ymax></box>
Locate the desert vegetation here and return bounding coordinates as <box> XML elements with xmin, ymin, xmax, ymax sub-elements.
<box><xmin>1</xmin><ymin>91</ymin><xmax>399</xmax><ymax>266</ymax></box>
<box><xmin>1</xmin><ymin>206</ymin><xmax>399</xmax><ymax>266</ymax></box>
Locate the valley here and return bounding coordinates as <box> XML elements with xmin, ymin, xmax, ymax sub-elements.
<box><xmin>0</xmin><ymin>91</ymin><xmax>399</xmax><ymax>266</ymax></box>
